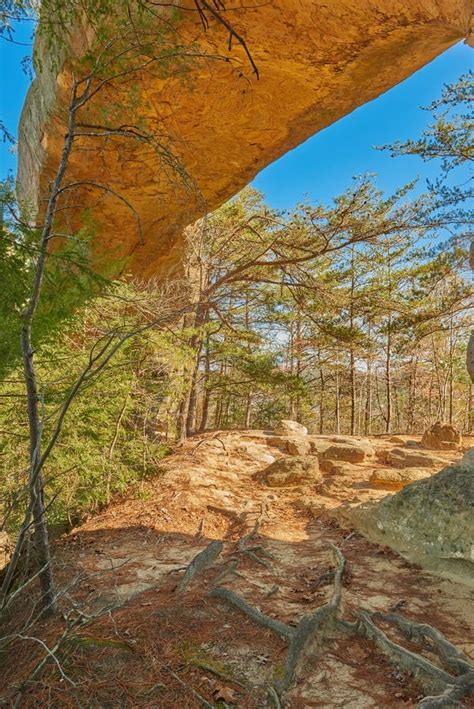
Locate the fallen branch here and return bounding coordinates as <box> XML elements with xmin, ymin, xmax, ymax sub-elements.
<box><xmin>176</xmin><ymin>540</ymin><xmax>223</xmax><ymax>593</ymax></box>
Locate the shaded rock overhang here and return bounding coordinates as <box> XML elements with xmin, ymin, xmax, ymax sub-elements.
<box><xmin>17</xmin><ymin>0</ymin><xmax>473</xmax><ymax>279</ymax></box>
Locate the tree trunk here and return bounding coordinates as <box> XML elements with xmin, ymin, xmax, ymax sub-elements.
<box><xmin>364</xmin><ymin>323</ymin><xmax>373</xmax><ymax>435</ymax></box>
<box><xmin>350</xmin><ymin>346</ymin><xmax>356</xmax><ymax>435</ymax></box>
<box><xmin>244</xmin><ymin>393</ymin><xmax>252</xmax><ymax>429</ymax></box>
<box><xmin>385</xmin><ymin>315</ymin><xmax>392</xmax><ymax>434</ymax></box>
<box><xmin>198</xmin><ymin>333</ymin><xmax>211</xmax><ymax>433</ymax></box>
<box><xmin>21</xmin><ymin>325</ymin><xmax>56</xmax><ymax>611</ymax></box>
<box><xmin>349</xmin><ymin>246</ymin><xmax>356</xmax><ymax>435</ymax></box>
<box><xmin>319</xmin><ymin>366</ymin><xmax>325</xmax><ymax>434</ymax></box>
<box><xmin>407</xmin><ymin>356</ymin><xmax>417</xmax><ymax>434</ymax></box>
<box><xmin>5</xmin><ymin>83</ymin><xmax>84</xmax><ymax>613</ymax></box>
<box><xmin>185</xmin><ymin>336</ymin><xmax>203</xmax><ymax>436</ymax></box>
<box><xmin>335</xmin><ymin>368</ymin><xmax>341</xmax><ymax>435</ymax></box>
<box><xmin>448</xmin><ymin>314</ymin><xmax>454</xmax><ymax>425</ymax></box>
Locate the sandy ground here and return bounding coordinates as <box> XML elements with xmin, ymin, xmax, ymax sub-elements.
<box><xmin>4</xmin><ymin>430</ymin><xmax>473</xmax><ymax>707</ymax></box>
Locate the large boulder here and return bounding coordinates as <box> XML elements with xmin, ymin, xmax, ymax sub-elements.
<box><xmin>274</xmin><ymin>420</ymin><xmax>308</xmax><ymax>437</ymax></box>
<box><xmin>320</xmin><ymin>441</ymin><xmax>375</xmax><ymax>465</ymax></box>
<box><xmin>261</xmin><ymin>456</ymin><xmax>320</xmax><ymax>487</ymax></box>
<box><xmin>347</xmin><ymin>462</ymin><xmax>474</xmax><ymax>583</ymax></box>
<box><xmin>377</xmin><ymin>447</ymin><xmax>446</xmax><ymax>469</ymax></box>
<box><xmin>421</xmin><ymin>422</ymin><xmax>462</xmax><ymax>451</ymax></box>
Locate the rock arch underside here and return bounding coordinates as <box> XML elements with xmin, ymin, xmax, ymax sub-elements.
<box><xmin>18</xmin><ymin>0</ymin><xmax>472</xmax><ymax>280</ymax></box>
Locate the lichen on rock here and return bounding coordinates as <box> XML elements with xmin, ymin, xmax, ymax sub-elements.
<box><xmin>347</xmin><ymin>461</ymin><xmax>474</xmax><ymax>583</ymax></box>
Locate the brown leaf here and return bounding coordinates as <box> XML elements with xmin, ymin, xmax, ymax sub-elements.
<box><xmin>213</xmin><ymin>685</ymin><xmax>238</xmax><ymax>703</ymax></box>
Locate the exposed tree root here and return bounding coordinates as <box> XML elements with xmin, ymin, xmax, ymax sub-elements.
<box><xmin>276</xmin><ymin>544</ymin><xmax>346</xmax><ymax>692</ymax></box>
<box><xmin>376</xmin><ymin>612</ymin><xmax>473</xmax><ymax>676</ymax></box>
<box><xmin>212</xmin><ymin>559</ymin><xmax>243</xmax><ymax>587</ymax></box>
<box><xmin>209</xmin><ymin>587</ymin><xmax>294</xmax><ymax>641</ymax></box>
<box><xmin>355</xmin><ymin>611</ymin><xmax>474</xmax><ymax>707</ymax></box>
<box><xmin>267</xmin><ymin>685</ymin><xmax>282</xmax><ymax>708</ymax></box>
<box><xmin>356</xmin><ymin>610</ymin><xmax>455</xmax><ymax>691</ymax></box>
<box><xmin>417</xmin><ymin>671</ymin><xmax>474</xmax><ymax>708</ymax></box>
<box><xmin>175</xmin><ymin>540</ymin><xmax>223</xmax><ymax>594</ymax></box>
<box><xmin>206</xmin><ymin>543</ymin><xmax>473</xmax><ymax>707</ymax></box>
<box><xmin>236</xmin><ymin>502</ymin><xmax>273</xmax><ymax>568</ymax></box>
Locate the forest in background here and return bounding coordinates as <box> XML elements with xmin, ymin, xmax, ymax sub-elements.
<box><xmin>1</xmin><ymin>169</ymin><xmax>471</xmax><ymax>529</ymax></box>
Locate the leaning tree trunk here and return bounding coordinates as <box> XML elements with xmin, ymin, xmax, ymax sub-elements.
<box><xmin>3</xmin><ymin>80</ymin><xmax>85</xmax><ymax>613</ymax></box>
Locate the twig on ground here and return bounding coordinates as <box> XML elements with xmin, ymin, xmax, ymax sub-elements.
<box><xmin>161</xmin><ymin>664</ymin><xmax>214</xmax><ymax>709</ymax></box>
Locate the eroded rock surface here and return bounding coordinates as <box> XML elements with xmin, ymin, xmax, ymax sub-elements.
<box><xmin>421</xmin><ymin>422</ymin><xmax>462</xmax><ymax>450</ymax></box>
<box><xmin>261</xmin><ymin>455</ymin><xmax>320</xmax><ymax>487</ymax></box>
<box><xmin>320</xmin><ymin>441</ymin><xmax>375</xmax><ymax>465</ymax></box>
<box><xmin>18</xmin><ymin>1</ymin><xmax>472</xmax><ymax>278</ymax></box>
<box><xmin>369</xmin><ymin>467</ymin><xmax>432</xmax><ymax>484</ymax></box>
<box><xmin>348</xmin><ymin>462</ymin><xmax>474</xmax><ymax>583</ymax></box>
<box><xmin>287</xmin><ymin>437</ymin><xmax>312</xmax><ymax>456</ymax></box>
<box><xmin>377</xmin><ymin>447</ymin><xmax>446</xmax><ymax>469</ymax></box>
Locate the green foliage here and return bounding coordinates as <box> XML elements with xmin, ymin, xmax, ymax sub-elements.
<box><xmin>383</xmin><ymin>71</ymin><xmax>473</xmax><ymax>208</ymax></box>
<box><xmin>0</xmin><ymin>283</ymin><xmax>181</xmax><ymax>533</ymax></box>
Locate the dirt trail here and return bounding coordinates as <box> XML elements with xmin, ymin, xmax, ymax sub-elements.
<box><xmin>9</xmin><ymin>431</ymin><xmax>474</xmax><ymax>707</ymax></box>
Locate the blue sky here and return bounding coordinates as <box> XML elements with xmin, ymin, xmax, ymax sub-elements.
<box><xmin>0</xmin><ymin>23</ymin><xmax>472</xmax><ymax>206</ymax></box>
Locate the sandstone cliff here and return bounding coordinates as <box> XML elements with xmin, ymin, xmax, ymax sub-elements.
<box><xmin>18</xmin><ymin>0</ymin><xmax>472</xmax><ymax>278</ymax></box>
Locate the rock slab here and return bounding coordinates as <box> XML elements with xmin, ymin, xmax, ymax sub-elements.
<box><xmin>262</xmin><ymin>456</ymin><xmax>320</xmax><ymax>487</ymax></box>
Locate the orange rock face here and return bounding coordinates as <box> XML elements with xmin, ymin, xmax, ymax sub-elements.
<box><xmin>18</xmin><ymin>0</ymin><xmax>472</xmax><ymax>279</ymax></box>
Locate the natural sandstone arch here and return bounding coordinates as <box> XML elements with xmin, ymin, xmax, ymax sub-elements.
<box><xmin>18</xmin><ymin>0</ymin><xmax>472</xmax><ymax>279</ymax></box>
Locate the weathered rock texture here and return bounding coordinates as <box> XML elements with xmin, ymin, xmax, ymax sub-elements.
<box><xmin>376</xmin><ymin>446</ymin><xmax>446</xmax><ymax>469</ymax></box>
<box><xmin>18</xmin><ymin>1</ymin><xmax>472</xmax><ymax>278</ymax></box>
<box><xmin>261</xmin><ymin>455</ymin><xmax>320</xmax><ymax>487</ymax></box>
<box><xmin>421</xmin><ymin>422</ymin><xmax>462</xmax><ymax>450</ymax></box>
<box><xmin>274</xmin><ymin>419</ymin><xmax>308</xmax><ymax>437</ymax></box>
<box><xmin>348</xmin><ymin>463</ymin><xmax>474</xmax><ymax>583</ymax></box>
<box><xmin>320</xmin><ymin>441</ymin><xmax>375</xmax><ymax>464</ymax></box>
